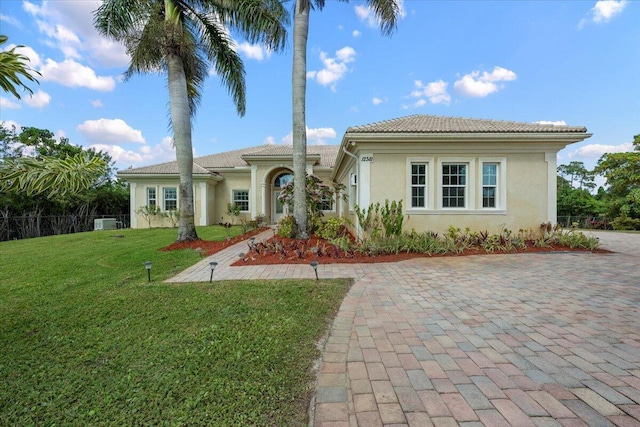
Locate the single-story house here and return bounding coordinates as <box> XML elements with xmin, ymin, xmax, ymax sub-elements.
<box><xmin>118</xmin><ymin>114</ymin><xmax>591</xmax><ymax>234</ymax></box>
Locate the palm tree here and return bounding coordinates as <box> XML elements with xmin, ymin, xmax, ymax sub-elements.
<box><xmin>94</xmin><ymin>0</ymin><xmax>288</xmax><ymax>242</ymax></box>
<box><xmin>0</xmin><ymin>154</ymin><xmax>107</xmax><ymax>199</ymax></box>
<box><xmin>291</xmin><ymin>0</ymin><xmax>400</xmax><ymax>239</ymax></box>
<box><xmin>0</xmin><ymin>35</ymin><xmax>41</xmax><ymax>99</ymax></box>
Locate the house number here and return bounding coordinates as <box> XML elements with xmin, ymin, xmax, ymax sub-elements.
<box><xmin>361</xmin><ymin>156</ymin><xmax>373</xmax><ymax>162</ymax></box>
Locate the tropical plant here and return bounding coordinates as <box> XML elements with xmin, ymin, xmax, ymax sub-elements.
<box><xmin>94</xmin><ymin>0</ymin><xmax>288</xmax><ymax>242</ymax></box>
<box><xmin>278</xmin><ymin>173</ymin><xmax>344</xmax><ymax>234</ymax></box>
<box><xmin>136</xmin><ymin>204</ymin><xmax>164</xmax><ymax>228</ymax></box>
<box><xmin>291</xmin><ymin>0</ymin><xmax>401</xmax><ymax>239</ymax></box>
<box><xmin>0</xmin><ymin>154</ymin><xmax>107</xmax><ymax>199</ymax></box>
<box><xmin>0</xmin><ymin>35</ymin><xmax>41</xmax><ymax>99</ymax></box>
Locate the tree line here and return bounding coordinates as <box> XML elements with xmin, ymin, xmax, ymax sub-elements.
<box><xmin>557</xmin><ymin>133</ymin><xmax>640</xmax><ymax>230</ymax></box>
<box><xmin>0</xmin><ymin>124</ymin><xmax>129</xmax><ymax>239</ymax></box>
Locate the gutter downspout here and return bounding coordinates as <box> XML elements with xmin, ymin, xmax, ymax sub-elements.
<box><xmin>342</xmin><ymin>144</ymin><xmax>360</xmax><ymax>237</ymax></box>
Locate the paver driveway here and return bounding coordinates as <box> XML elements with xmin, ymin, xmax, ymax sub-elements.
<box><xmin>169</xmin><ymin>231</ymin><xmax>640</xmax><ymax>426</ymax></box>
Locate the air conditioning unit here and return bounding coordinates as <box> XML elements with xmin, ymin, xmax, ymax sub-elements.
<box><xmin>94</xmin><ymin>218</ymin><xmax>117</xmax><ymax>230</ymax></box>
<box><xmin>350</xmin><ymin>173</ymin><xmax>357</xmax><ymax>186</ymax></box>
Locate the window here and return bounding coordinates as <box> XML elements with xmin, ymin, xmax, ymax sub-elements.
<box><xmin>232</xmin><ymin>190</ymin><xmax>249</xmax><ymax>212</ymax></box>
<box><xmin>411</xmin><ymin>163</ymin><xmax>427</xmax><ymax>208</ymax></box>
<box><xmin>147</xmin><ymin>187</ymin><xmax>156</xmax><ymax>207</ymax></box>
<box><xmin>163</xmin><ymin>187</ymin><xmax>177</xmax><ymax>211</ymax></box>
<box><xmin>320</xmin><ymin>194</ymin><xmax>334</xmax><ymax>211</ymax></box>
<box><xmin>274</xmin><ymin>172</ymin><xmax>293</xmax><ymax>188</ymax></box>
<box><xmin>442</xmin><ymin>164</ymin><xmax>467</xmax><ymax>208</ymax></box>
<box><xmin>482</xmin><ymin>163</ymin><xmax>498</xmax><ymax>208</ymax></box>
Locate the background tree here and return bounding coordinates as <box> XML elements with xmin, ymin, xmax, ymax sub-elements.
<box><xmin>594</xmin><ymin>145</ymin><xmax>640</xmax><ymax>230</ymax></box>
<box><xmin>291</xmin><ymin>0</ymin><xmax>401</xmax><ymax>239</ymax></box>
<box><xmin>0</xmin><ymin>35</ymin><xmax>41</xmax><ymax>99</ymax></box>
<box><xmin>94</xmin><ymin>0</ymin><xmax>287</xmax><ymax>242</ymax></box>
<box><xmin>0</xmin><ymin>124</ymin><xmax>126</xmax><ymax>224</ymax></box>
<box><xmin>557</xmin><ymin>161</ymin><xmax>595</xmax><ymax>191</ymax></box>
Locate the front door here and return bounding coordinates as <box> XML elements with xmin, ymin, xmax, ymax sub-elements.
<box><xmin>272</xmin><ymin>172</ymin><xmax>293</xmax><ymax>224</ymax></box>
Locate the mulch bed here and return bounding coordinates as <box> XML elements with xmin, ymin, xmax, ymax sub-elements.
<box><xmin>161</xmin><ymin>229</ymin><xmax>607</xmax><ymax>265</ymax></box>
<box><xmin>160</xmin><ymin>227</ymin><xmax>269</xmax><ymax>256</ymax></box>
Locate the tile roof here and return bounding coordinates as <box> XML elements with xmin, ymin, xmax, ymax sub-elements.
<box><xmin>117</xmin><ymin>160</ymin><xmax>213</xmax><ymax>175</ymax></box>
<box><xmin>118</xmin><ymin>144</ymin><xmax>338</xmax><ymax>175</ymax></box>
<box><xmin>346</xmin><ymin>114</ymin><xmax>588</xmax><ymax>134</ymax></box>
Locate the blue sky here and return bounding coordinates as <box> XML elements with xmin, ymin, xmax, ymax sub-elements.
<box><xmin>1</xmin><ymin>0</ymin><xmax>638</xmax><ymax>173</ymax></box>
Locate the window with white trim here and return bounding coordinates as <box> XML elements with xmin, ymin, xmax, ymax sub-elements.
<box><xmin>482</xmin><ymin>163</ymin><xmax>498</xmax><ymax>208</ymax></box>
<box><xmin>232</xmin><ymin>190</ymin><xmax>249</xmax><ymax>212</ymax></box>
<box><xmin>442</xmin><ymin>163</ymin><xmax>467</xmax><ymax>208</ymax></box>
<box><xmin>163</xmin><ymin>187</ymin><xmax>177</xmax><ymax>211</ymax></box>
<box><xmin>320</xmin><ymin>194</ymin><xmax>334</xmax><ymax>211</ymax></box>
<box><xmin>410</xmin><ymin>162</ymin><xmax>427</xmax><ymax>208</ymax></box>
<box><xmin>147</xmin><ymin>187</ymin><xmax>156</xmax><ymax>207</ymax></box>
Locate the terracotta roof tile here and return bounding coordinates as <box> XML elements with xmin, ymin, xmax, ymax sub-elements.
<box><xmin>346</xmin><ymin>114</ymin><xmax>587</xmax><ymax>134</ymax></box>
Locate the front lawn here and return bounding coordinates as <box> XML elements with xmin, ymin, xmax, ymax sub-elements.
<box><xmin>0</xmin><ymin>226</ymin><xmax>350</xmax><ymax>426</ymax></box>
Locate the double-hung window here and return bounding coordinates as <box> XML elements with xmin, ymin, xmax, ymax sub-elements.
<box><xmin>147</xmin><ymin>187</ymin><xmax>156</xmax><ymax>207</ymax></box>
<box><xmin>442</xmin><ymin>164</ymin><xmax>467</xmax><ymax>208</ymax></box>
<box><xmin>163</xmin><ymin>187</ymin><xmax>177</xmax><ymax>211</ymax></box>
<box><xmin>320</xmin><ymin>194</ymin><xmax>334</xmax><ymax>211</ymax></box>
<box><xmin>410</xmin><ymin>163</ymin><xmax>427</xmax><ymax>208</ymax></box>
<box><xmin>482</xmin><ymin>163</ymin><xmax>498</xmax><ymax>208</ymax></box>
<box><xmin>232</xmin><ymin>190</ymin><xmax>249</xmax><ymax>212</ymax></box>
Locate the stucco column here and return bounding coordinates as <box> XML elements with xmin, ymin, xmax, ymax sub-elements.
<box><xmin>261</xmin><ymin>182</ymin><xmax>267</xmax><ymax>220</ymax></box>
<box><xmin>198</xmin><ymin>182</ymin><xmax>207</xmax><ymax>226</ymax></box>
<box><xmin>129</xmin><ymin>182</ymin><xmax>137</xmax><ymax>228</ymax></box>
<box><xmin>250</xmin><ymin>164</ymin><xmax>258</xmax><ymax>219</ymax></box>
<box><xmin>359</xmin><ymin>153</ymin><xmax>372</xmax><ymax>209</ymax></box>
<box><xmin>545</xmin><ymin>152</ymin><xmax>557</xmax><ymax>224</ymax></box>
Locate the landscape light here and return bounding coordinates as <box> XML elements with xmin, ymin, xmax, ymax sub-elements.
<box><xmin>144</xmin><ymin>261</ymin><xmax>152</xmax><ymax>282</ymax></box>
<box><xmin>209</xmin><ymin>261</ymin><xmax>218</xmax><ymax>283</ymax></box>
<box><xmin>310</xmin><ymin>260</ymin><xmax>319</xmax><ymax>280</ymax></box>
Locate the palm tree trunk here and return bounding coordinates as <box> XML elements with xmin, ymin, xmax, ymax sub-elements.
<box><xmin>167</xmin><ymin>52</ymin><xmax>198</xmax><ymax>242</ymax></box>
<box><xmin>292</xmin><ymin>0</ymin><xmax>309</xmax><ymax>239</ymax></box>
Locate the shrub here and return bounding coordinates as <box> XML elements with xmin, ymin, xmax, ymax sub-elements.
<box><xmin>277</xmin><ymin>215</ymin><xmax>296</xmax><ymax>238</ymax></box>
<box><xmin>316</xmin><ymin>217</ymin><xmax>350</xmax><ymax>241</ymax></box>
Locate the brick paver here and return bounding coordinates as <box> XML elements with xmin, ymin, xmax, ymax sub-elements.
<box><xmin>168</xmin><ymin>230</ymin><xmax>640</xmax><ymax>426</ymax></box>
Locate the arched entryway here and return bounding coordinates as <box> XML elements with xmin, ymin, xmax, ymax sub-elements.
<box><xmin>272</xmin><ymin>170</ymin><xmax>293</xmax><ymax>223</ymax></box>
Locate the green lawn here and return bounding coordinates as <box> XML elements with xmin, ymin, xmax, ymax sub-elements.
<box><xmin>0</xmin><ymin>226</ymin><xmax>350</xmax><ymax>426</ymax></box>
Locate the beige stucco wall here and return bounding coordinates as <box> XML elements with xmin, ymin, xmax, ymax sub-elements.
<box><xmin>338</xmin><ymin>141</ymin><xmax>558</xmax><ymax>236</ymax></box>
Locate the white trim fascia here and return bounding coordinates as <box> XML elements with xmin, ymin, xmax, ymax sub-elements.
<box><xmin>343</xmin><ymin>132</ymin><xmax>592</xmax><ymax>144</ymax></box>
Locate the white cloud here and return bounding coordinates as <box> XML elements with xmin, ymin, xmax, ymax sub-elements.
<box><xmin>413</xmin><ymin>99</ymin><xmax>427</xmax><ymax>108</ymax></box>
<box><xmin>91</xmin><ymin>99</ymin><xmax>103</xmax><ymax>108</ymax></box>
<box><xmin>235</xmin><ymin>41</ymin><xmax>270</xmax><ymax>61</ymax></box>
<box><xmin>355</xmin><ymin>0</ymin><xmax>406</xmax><ymax>28</ymax></box>
<box><xmin>411</xmin><ymin>79</ymin><xmax>451</xmax><ymax>105</ymax></box>
<box><xmin>0</xmin><ymin>120</ymin><xmax>21</xmax><ymax>131</ymax></box>
<box><xmin>263</xmin><ymin>136</ymin><xmax>276</xmax><ymax>145</ymax></box>
<box><xmin>353</xmin><ymin>30</ymin><xmax>361</xmax><ymax>37</ymax></box>
<box><xmin>454</xmin><ymin>66</ymin><xmax>516</xmax><ymax>97</ymax></box>
<box><xmin>0</xmin><ymin>97</ymin><xmax>22</xmax><ymax>110</ymax></box>
<box><xmin>23</xmin><ymin>90</ymin><xmax>51</xmax><ymax>108</ymax></box>
<box><xmin>372</xmin><ymin>97</ymin><xmax>383</xmax><ymax>106</ymax></box>
<box><xmin>0</xmin><ymin>13</ymin><xmax>23</xmax><ymax>28</ymax></box>
<box><xmin>592</xmin><ymin>0</ymin><xmax>627</xmax><ymax>23</ymax></box>
<box><xmin>39</xmin><ymin>59</ymin><xmax>116</xmax><ymax>91</ymax></box>
<box><xmin>280</xmin><ymin>127</ymin><xmax>337</xmax><ymax>145</ymax></box>
<box><xmin>535</xmin><ymin>120</ymin><xmax>567</xmax><ymax>126</ymax></box>
<box><xmin>570</xmin><ymin>142</ymin><xmax>633</xmax><ymax>159</ymax></box>
<box><xmin>77</xmin><ymin>118</ymin><xmax>145</xmax><ymax>145</ymax></box>
<box><xmin>308</xmin><ymin>47</ymin><xmax>356</xmax><ymax>91</ymax></box>
<box><xmin>23</xmin><ymin>0</ymin><xmax>129</xmax><ymax>68</ymax></box>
